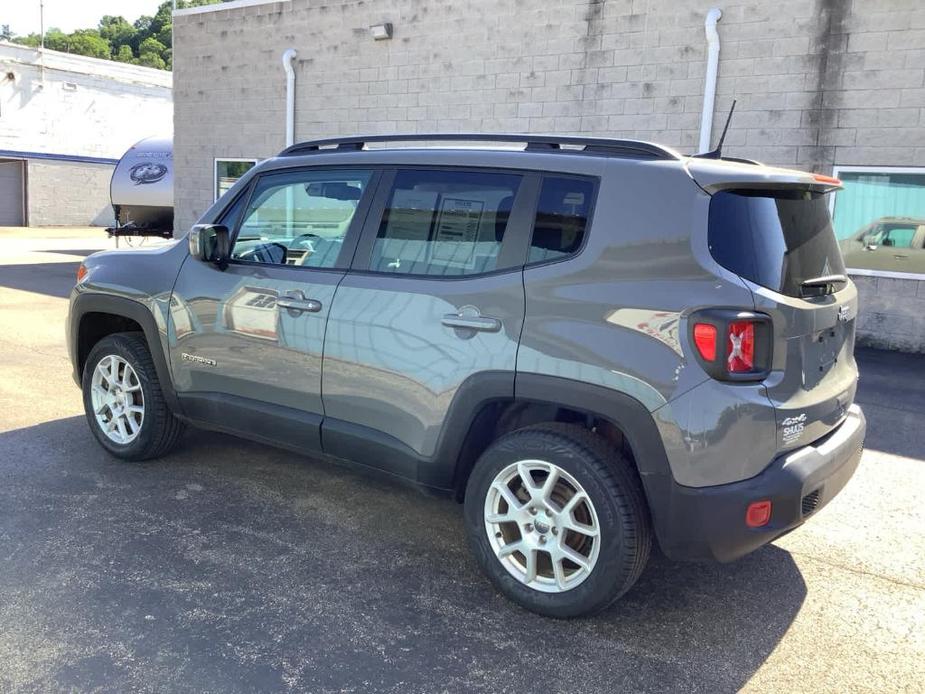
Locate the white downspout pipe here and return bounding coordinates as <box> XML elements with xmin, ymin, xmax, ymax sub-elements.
<box><xmin>698</xmin><ymin>8</ymin><xmax>723</xmax><ymax>153</ymax></box>
<box><xmin>282</xmin><ymin>48</ymin><xmax>298</xmax><ymax>147</ymax></box>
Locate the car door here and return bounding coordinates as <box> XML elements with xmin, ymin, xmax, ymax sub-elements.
<box><xmin>168</xmin><ymin>167</ymin><xmax>378</xmax><ymax>449</ymax></box>
<box><xmin>320</xmin><ymin>167</ymin><xmax>537</xmax><ymax>486</ymax></box>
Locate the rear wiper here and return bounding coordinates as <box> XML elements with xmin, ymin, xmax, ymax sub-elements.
<box><xmin>800</xmin><ymin>274</ymin><xmax>848</xmax><ymax>297</ymax></box>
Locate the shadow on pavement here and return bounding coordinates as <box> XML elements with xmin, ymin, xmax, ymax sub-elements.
<box><xmin>855</xmin><ymin>347</ymin><xmax>925</xmax><ymax>459</ymax></box>
<box><xmin>0</xmin><ymin>416</ymin><xmax>806</xmax><ymax>693</ymax></box>
<box><xmin>0</xmin><ymin>261</ymin><xmax>80</xmax><ymax>299</ymax></box>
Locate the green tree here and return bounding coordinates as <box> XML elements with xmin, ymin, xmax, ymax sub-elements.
<box><xmin>137</xmin><ymin>51</ymin><xmax>167</xmax><ymax>70</ymax></box>
<box><xmin>99</xmin><ymin>15</ymin><xmax>135</xmax><ymax>50</ymax></box>
<box><xmin>10</xmin><ymin>0</ymin><xmax>232</xmax><ymax>71</ymax></box>
<box><xmin>114</xmin><ymin>44</ymin><xmax>135</xmax><ymax>64</ymax></box>
<box><xmin>66</xmin><ymin>29</ymin><xmax>112</xmax><ymax>59</ymax></box>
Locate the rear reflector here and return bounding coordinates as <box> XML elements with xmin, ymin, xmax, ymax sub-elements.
<box><xmin>812</xmin><ymin>173</ymin><xmax>842</xmax><ymax>186</ymax></box>
<box><xmin>693</xmin><ymin>323</ymin><xmax>718</xmax><ymax>361</ymax></box>
<box><xmin>727</xmin><ymin>320</ymin><xmax>755</xmax><ymax>373</ymax></box>
<box><xmin>746</xmin><ymin>500</ymin><xmax>772</xmax><ymax>528</ymax></box>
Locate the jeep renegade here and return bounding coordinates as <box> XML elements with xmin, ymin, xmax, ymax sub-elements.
<box><xmin>68</xmin><ymin>134</ymin><xmax>866</xmax><ymax>618</ymax></box>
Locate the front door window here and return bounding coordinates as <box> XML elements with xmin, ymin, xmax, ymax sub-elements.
<box><xmin>232</xmin><ymin>170</ymin><xmax>373</xmax><ymax>268</ymax></box>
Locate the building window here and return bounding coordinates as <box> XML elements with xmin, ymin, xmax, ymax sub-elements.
<box><xmin>215</xmin><ymin>159</ymin><xmax>258</xmax><ymax>200</ymax></box>
<box><xmin>832</xmin><ymin>167</ymin><xmax>925</xmax><ymax>277</ymax></box>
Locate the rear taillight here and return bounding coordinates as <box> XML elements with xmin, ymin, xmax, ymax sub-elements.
<box><xmin>692</xmin><ymin>323</ymin><xmax>717</xmax><ymax>361</ymax></box>
<box><xmin>690</xmin><ymin>311</ymin><xmax>771</xmax><ymax>381</ymax></box>
<box><xmin>726</xmin><ymin>320</ymin><xmax>754</xmax><ymax>372</ymax></box>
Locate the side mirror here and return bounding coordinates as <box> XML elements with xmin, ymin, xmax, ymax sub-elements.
<box><xmin>189</xmin><ymin>224</ymin><xmax>231</xmax><ymax>270</ymax></box>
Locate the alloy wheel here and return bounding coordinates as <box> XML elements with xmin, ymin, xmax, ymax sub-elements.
<box><xmin>484</xmin><ymin>459</ymin><xmax>601</xmax><ymax>593</ymax></box>
<box><xmin>90</xmin><ymin>355</ymin><xmax>145</xmax><ymax>444</ymax></box>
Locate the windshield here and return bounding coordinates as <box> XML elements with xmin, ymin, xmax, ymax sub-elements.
<box><xmin>708</xmin><ymin>190</ymin><xmax>846</xmax><ymax>298</ymax></box>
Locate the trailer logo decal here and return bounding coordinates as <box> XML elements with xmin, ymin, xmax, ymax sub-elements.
<box><xmin>130</xmin><ymin>162</ymin><xmax>168</xmax><ymax>185</ymax></box>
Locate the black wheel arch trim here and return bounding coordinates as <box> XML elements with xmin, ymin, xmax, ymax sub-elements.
<box><xmin>69</xmin><ymin>292</ymin><xmax>182</xmax><ymax>413</ymax></box>
<box><xmin>513</xmin><ymin>373</ymin><xmax>677</xmax><ymax>552</ymax></box>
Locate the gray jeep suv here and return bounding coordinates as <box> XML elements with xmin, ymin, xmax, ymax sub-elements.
<box><xmin>67</xmin><ymin>134</ymin><xmax>866</xmax><ymax>617</ymax></box>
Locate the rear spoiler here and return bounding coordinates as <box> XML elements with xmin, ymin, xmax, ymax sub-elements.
<box><xmin>685</xmin><ymin>158</ymin><xmax>843</xmax><ymax>195</ymax></box>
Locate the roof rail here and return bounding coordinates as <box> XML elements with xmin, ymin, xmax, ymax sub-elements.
<box><xmin>277</xmin><ymin>133</ymin><xmax>681</xmax><ymax>161</ymax></box>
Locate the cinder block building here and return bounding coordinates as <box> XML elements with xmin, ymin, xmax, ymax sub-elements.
<box><xmin>172</xmin><ymin>0</ymin><xmax>925</xmax><ymax>351</ymax></box>
<box><xmin>0</xmin><ymin>42</ymin><xmax>172</xmax><ymax>226</ymax></box>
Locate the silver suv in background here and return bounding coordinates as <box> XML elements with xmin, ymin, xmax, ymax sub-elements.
<box><xmin>67</xmin><ymin>135</ymin><xmax>865</xmax><ymax>617</ymax></box>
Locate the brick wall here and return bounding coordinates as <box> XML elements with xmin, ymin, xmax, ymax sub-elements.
<box><xmin>26</xmin><ymin>160</ymin><xmax>115</xmax><ymax>227</ymax></box>
<box><xmin>852</xmin><ymin>273</ymin><xmax>925</xmax><ymax>353</ymax></box>
<box><xmin>173</xmin><ymin>0</ymin><xmax>925</xmax><ymax>230</ymax></box>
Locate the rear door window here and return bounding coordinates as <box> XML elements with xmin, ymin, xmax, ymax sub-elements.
<box><xmin>369</xmin><ymin>169</ymin><xmax>522</xmax><ymax>276</ymax></box>
<box><xmin>708</xmin><ymin>190</ymin><xmax>846</xmax><ymax>298</ymax></box>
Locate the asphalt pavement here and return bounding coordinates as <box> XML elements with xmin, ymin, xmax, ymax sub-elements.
<box><xmin>0</xmin><ymin>229</ymin><xmax>923</xmax><ymax>693</ymax></box>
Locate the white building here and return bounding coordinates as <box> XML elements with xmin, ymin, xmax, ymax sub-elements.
<box><xmin>0</xmin><ymin>41</ymin><xmax>172</xmax><ymax>226</ymax></box>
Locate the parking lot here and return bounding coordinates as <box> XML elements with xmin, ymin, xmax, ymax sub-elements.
<box><xmin>1</xmin><ymin>228</ymin><xmax>923</xmax><ymax>693</ymax></box>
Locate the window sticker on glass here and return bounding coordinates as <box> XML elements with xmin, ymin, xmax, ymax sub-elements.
<box><xmin>432</xmin><ymin>198</ymin><xmax>485</xmax><ymax>268</ymax></box>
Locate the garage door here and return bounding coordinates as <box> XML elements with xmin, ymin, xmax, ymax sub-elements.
<box><xmin>0</xmin><ymin>159</ymin><xmax>25</xmax><ymax>226</ymax></box>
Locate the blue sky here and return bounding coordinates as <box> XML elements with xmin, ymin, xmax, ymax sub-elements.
<box><xmin>5</xmin><ymin>1</ymin><xmax>165</xmax><ymax>36</ymax></box>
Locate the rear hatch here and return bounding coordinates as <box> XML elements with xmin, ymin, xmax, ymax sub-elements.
<box><xmin>690</xmin><ymin>160</ymin><xmax>859</xmax><ymax>452</ymax></box>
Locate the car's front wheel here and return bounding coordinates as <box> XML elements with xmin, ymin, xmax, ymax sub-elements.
<box><xmin>464</xmin><ymin>423</ymin><xmax>651</xmax><ymax>618</ymax></box>
<box><xmin>82</xmin><ymin>333</ymin><xmax>185</xmax><ymax>461</ymax></box>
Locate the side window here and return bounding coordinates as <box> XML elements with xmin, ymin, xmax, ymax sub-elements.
<box><xmin>369</xmin><ymin>169</ymin><xmax>522</xmax><ymax>276</ymax></box>
<box><xmin>528</xmin><ymin>176</ymin><xmax>595</xmax><ymax>264</ymax></box>
<box><xmin>881</xmin><ymin>225</ymin><xmax>916</xmax><ymax>248</ymax></box>
<box><xmin>231</xmin><ymin>169</ymin><xmax>372</xmax><ymax>268</ymax></box>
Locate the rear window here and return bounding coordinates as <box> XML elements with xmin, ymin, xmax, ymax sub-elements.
<box><xmin>708</xmin><ymin>190</ymin><xmax>846</xmax><ymax>298</ymax></box>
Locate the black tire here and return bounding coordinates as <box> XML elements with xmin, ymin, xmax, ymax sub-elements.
<box><xmin>81</xmin><ymin>333</ymin><xmax>185</xmax><ymax>461</ymax></box>
<box><xmin>464</xmin><ymin>423</ymin><xmax>652</xmax><ymax>618</ymax></box>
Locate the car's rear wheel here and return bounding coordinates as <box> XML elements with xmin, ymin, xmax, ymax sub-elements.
<box><xmin>82</xmin><ymin>333</ymin><xmax>185</xmax><ymax>461</ymax></box>
<box><xmin>464</xmin><ymin>423</ymin><xmax>651</xmax><ymax>618</ymax></box>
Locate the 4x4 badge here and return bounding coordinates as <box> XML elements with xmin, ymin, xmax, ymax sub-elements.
<box><xmin>837</xmin><ymin>305</ymin><xmax>850</xmax><ymax>322</ymax></box>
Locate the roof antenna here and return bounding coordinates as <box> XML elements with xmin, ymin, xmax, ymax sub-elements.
<box><xmin>695</xmin><ymin>99</ymin><xmax>736</xmax><ymax>159</ymax></box>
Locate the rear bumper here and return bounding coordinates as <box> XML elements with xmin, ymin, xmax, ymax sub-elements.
<box><xmin>656</xmin><ymin>404</ymin><xmax>866</xmax><ymax>562</ymax></box>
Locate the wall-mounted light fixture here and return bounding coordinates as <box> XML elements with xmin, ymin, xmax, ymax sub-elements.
<box><xmin>369</xmin><ymin>23</ymin><xmax>393</xmax><ymax>40</ymax></box>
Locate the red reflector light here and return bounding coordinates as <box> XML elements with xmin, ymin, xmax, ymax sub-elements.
<box><xmin>693</xmin><ymin>323</ymin><xmax>718</xmax><ymax>361</ymax></box>
<box><xmin>727</xmin><ymin>320</ymin><xmax>755</xmax><ymax>372</ymax></box>
<box><xmin>812</xmin><ymin>173</ymin><xmax>841</xmax><ymax>186</ymax></box>
<box><xmin>746</xmin><ymin>500</ymin><xmax>772</xmax><ymax>528</ymax></box>
<box><xmin>76</xmin><ymin>264</ymin><xmax>88</xmax><ymax>283</ymax></box>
